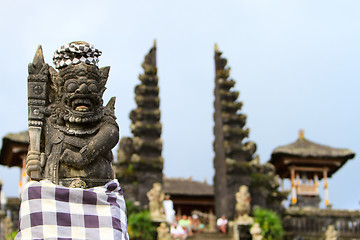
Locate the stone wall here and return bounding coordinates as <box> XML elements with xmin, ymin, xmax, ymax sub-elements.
<box><xmin>283</xmin><ymin>207</ymin><xmax>360</xmax><ymax>240</ymax></box>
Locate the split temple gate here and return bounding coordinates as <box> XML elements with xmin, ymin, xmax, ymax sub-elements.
<box><xmin>0</xmin><ymin>42</ymin><xmax>359</xmax><ymax>239</ymax></box>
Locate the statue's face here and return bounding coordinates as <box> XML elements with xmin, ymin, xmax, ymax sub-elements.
<box><xmin>64</xmin><ymin>77</ymin><xmax>101</xmax><ymax>113</ymax></box>
<box><xmin>154</xmin><ymin>183</ymin><xmax>162</xmax><ymax>191</ymax></box>
<box><xmin>240</xmin><ymin>185</ymin><xmax>248</xmax><ymax>193</ymax></box>
<box><xmin>59</xmin><ymin>63</ymin><xmax>105</xmax><ymax>124</ymax></box>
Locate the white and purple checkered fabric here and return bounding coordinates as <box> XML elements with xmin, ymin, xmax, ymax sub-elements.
<box><xmin>15</xmin><ymin>179</ymin><xmax>129</xmax><ymax>240</ymax></box>
<box><xmin>53</xmin><ymin>42</ymin><xmax>102</xmax><ymax>69</ymax></box>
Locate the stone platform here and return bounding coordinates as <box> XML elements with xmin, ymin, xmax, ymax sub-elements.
<box><xmin>188</xmin><ymin>232</ymin><xmax>232</xmax><ymax>240</ymax></box>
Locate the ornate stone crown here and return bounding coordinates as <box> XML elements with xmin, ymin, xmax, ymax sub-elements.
<box><xmin>58</xmin><ymin>63</ymin><xmax>101</xmax><ymax>82</ymax></box>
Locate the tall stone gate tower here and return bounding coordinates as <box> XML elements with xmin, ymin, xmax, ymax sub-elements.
<box><xmin>213</xmin><ymin>45</ymin><xmax>257</xmax><ymax>219</ymax></box>
<box><xmin>115</xmin><ymin>41</ymin><xmax>164</xmax><ymax>206</ymax></box>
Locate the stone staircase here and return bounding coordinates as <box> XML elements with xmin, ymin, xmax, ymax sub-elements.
<box><xmin>188</xmin><ymin>232</ymin><xmax>232</xmax><ymax>240</ymax></box>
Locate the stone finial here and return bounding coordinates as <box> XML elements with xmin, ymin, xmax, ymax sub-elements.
<box><xmin>325</xmin><ymin>225</ymin><xmax>338</xmax><ymax>240</ymax></box>
<box><xmin>32</xmin><ymin>45</ymin><xmax>45</xmax><ymax>69</ymax></box>
<box><xmin>299</xmin><ymin>129</ymin><xmax>305</xmax><ymax>139</ymax></box>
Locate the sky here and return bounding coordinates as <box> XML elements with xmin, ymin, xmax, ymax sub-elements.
<box><xmin>0</xmin><ymin>0</ymin><xmax>360</xmax><ymax>210</ymax></box>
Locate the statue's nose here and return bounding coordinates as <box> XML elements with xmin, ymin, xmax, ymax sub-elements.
<box><xmin>76</xmin><ymin>83</ymin><xmax>89</xmax><ymax>94</ymax></box>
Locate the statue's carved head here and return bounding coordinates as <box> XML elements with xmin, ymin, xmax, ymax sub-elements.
<box><xmin>49</xmin><ymin>41</ymin><xmax>110</xmax><ymax>125</ymax></box>
<box><xmin>153</xmin><ymin>182</ymin><xmax>162</xmax><ymax>191</ymax></box>
<box><xmin>239</xmin><ymin>185</ymin><xmax>249</xmax><ymax>194</ymax></box>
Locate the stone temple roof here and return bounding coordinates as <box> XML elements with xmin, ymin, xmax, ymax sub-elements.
<box><xmin>0</xmin><ymin>130</ymin><xmax>29</xmax><ymax>167</ymax></box>
<box><xmin>269</xmin><ymin>132</ymin><xmax>355</xmax><ymax>179</ymax></box>
<box><xmin>163</xmin><ymin>178</ymin><xmax>214</xmax><ymax>196</ymax></box>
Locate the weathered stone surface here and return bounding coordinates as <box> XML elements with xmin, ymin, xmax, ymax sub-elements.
<box><xmin>157</xmin><ymin>222</ymin><xmax>170</xmax><ymax>240</ymax></box>
<box><xmin>213</xmin><ymin>45</ymin><xmax>285</xmax><ymax>219</ymax></box>
<box><xmin>147</xmin><ymin>182</ymin><xmax>165</xmax><ymax>221</ymax></box>
<box><xmin>235</xmin><ymin>185</ymin><xmax>250</xmax><ymax>220</ymax></box>
<box><xmin>283</xmin><ymin>208</ymin><xmax>360</xmax><ymax>239</ymax></box>
<box><xmin>250</xmin><ymin>223</ymin><xmax>263</xmax><ymax>240</ymax></box>
<box><xmin>26</xmin><ymin>42</ymin><xmax>119</xmax><ymax>188</ymax></box>
<box><xmin>213</xmin><ymin>45</ymin><xmax>256</xmax><ymax>219</ymax></box>
<box><xmin>325</xmin><ymin>225</ymin><xmax>338</xmax><ymax>240</ymax></box>
<box><xmin>115</xmin><ymin>41</ymin><xmax>163</xmax><ymax>206</ymax></box>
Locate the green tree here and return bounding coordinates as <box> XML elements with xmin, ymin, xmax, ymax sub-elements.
<box><xmin>126</xmin><ymin>200</ymin><xmax>156</xmax><ymax>240</ymax></box>
<box><xmin>253</xmin><ymin>207</ymin><xmax>284</xmax><ymax>240</ymax></box>
<box><xmin>6</xmin><ymin>231</ymin><xmax>18</xmax><ymax>240</ymax></box>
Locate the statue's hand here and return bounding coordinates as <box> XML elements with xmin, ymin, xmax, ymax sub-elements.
<box><xmin>60</xmin><ymin>149</ymin><xmax>85</xmax><ymax>169</ymax></box>
<box><xmin>26</xmin><ymin>151</ymin><xmax>41</xmax><ymax>177</ymax></box>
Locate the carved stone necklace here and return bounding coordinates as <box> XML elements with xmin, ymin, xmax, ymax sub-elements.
<box><xmin>52</xmin><ymin>123</ymin><xmax>100</xmax><ymax>136</ymax></box>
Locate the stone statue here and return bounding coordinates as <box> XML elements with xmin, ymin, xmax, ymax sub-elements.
<box><xmin>235</xmin><ymin>185</ymin><xmax>251</xmax><ymax>222</ymax></box>
<box><xmin>157</xmin><ymin>222</ymin><xmax>170</xmax><ymax>240</ymax></box>
<box><xmin>4</xmin><ymin>216</ymin><xmax>13</xmax><ymax>240</ymax></box>
<box><xmin>250</xmin><ymin>223</ymin><xmax>263</xmax><ymax>240</ymax></box>
<box><xmin>26</xmin><ymin>42</ymin><xmax>119</xmax><ymax>188</ymax></box>
<box><xmin>325</xmin><ymin>225</ymin><xmax>338</xmax><ymax>240</ymax></box>
<box><xmin>147</xmin><ymin>182</ymin><xmax>165</xmax><ymax>220</ymax></box>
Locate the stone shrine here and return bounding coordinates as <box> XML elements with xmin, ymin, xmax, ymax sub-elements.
<box><xmin>270</xmin><ymin>130</ymin><xmax>355</xmax><ymax>208</ymax></box>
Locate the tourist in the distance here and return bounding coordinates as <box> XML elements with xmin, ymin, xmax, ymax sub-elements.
<box><xmin>178</xmin><ymin>214</ymin><xmax>192</xmax><ymax>236</ymax></box>
<box><xmin>170</xmin><ymin>222</ymin><xmax>187</xmax><ymax>240</ymax></box>
<box><xmin>217</xmin><ymin>215</ymin><xmax>228</xmax><ymax>234</ymax></box>
<box><xmin>163</xmin><ymin>194</ymin><xmax>176</xmax><ymax>224</ymax></box>
<box><xmin>191</xmin><ymin>214</ymin><xmax>204</xmax><ymax>234</ymax></box>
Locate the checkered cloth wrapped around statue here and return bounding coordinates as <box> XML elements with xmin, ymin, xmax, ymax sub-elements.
<box><xmin>15</xmin><ymin>179</ymin><xmax>129</xmax><ymax>240</ymax></box>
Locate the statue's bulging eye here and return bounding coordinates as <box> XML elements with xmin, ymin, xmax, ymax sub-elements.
<box><xmin>66</xmin><ymin>82</ymin><xmax>78</xmax><ymax>92</ymax></box>
<box><xmin>89</xmin><ymin>83</ymin><xmax>99</xmax><ymax>93</ymax></box>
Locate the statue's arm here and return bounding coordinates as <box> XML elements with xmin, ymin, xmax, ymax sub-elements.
<box><xmin>60</xmin><ymin>122</ymin><xmax>119</xmax><ymax>169</ymax></box>
<box><xmin>147</xmin><ymin>190</ymin><xmax>154</xmax><ymax>200</ymax></box>
<box><xmin>81</xmin><ymin>123</ymin><xmax>119</xmax><ymax>163</ymax></box>
<box><xmin>160</xmin><ymin>192</ymin><xmax>165</xmax><ymax>202</ymax></box>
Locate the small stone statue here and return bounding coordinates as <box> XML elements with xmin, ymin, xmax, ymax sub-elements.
<box><xmin>250</xmin><ymin>223</ymin><xmax>263</xmax><ymax>240</ymax></box>
<box><xmin>157</xmin><ymin>222</ymin><xmax>170</xmax><ymax>240</ymax></box>
<box><xmin>4</xmin><ymin>216</ymin><xmax>13</xmax><ymax>240</ymax></box>
<box><xmin>147</xmin><ymin>182</ymin><xmax>165</xmax><ymax>220</ymax></box>
<box><xmin>325</xmin><ymin>225</ymin><xmax>338</xmax><ymax>240</ymax></box>
<box><xmin>26</xmin><ymin>42</ymin><xmax>119</xmax><ymax>188</ymax></box>
<box><xmin>235</xmin><ymin>185</ymin><xmax>251</xmax><ymax>222</ymax></box>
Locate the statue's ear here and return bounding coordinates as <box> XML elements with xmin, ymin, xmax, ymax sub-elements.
<box><xmin>99</xmin><ymin>66</ymin><xmax>110</xmax><ymax>87</ymax></box>
<box><xmin>49</xmin><ymin>66</ymin><xmax>61</xmax><ymax>103</ymax></box>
